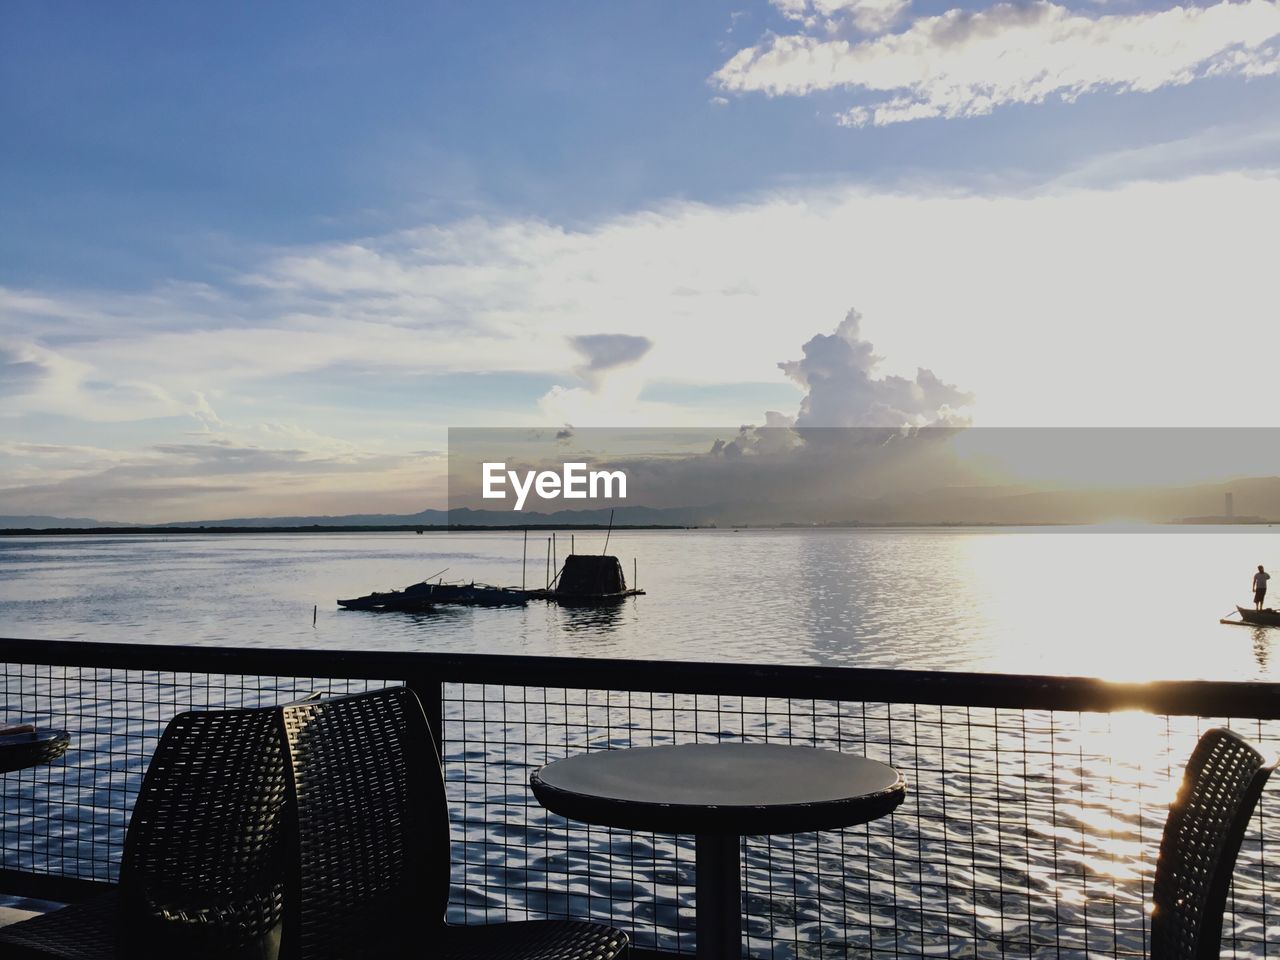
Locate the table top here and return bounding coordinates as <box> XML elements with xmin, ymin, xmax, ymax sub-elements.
<box><xmin>530</xmin><ymin>742</ymin><xmax>905</xmax><ymax>835</ymax></box>
<box><xmin>0</xmin><ymin>727</ymin><xmax>71</xmax><ymax>774</ymax></box>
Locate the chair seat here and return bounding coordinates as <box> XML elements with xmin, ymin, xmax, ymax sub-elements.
<box><xmin>0</xmin><ymin>890</ymin><xmax>282</xmax><ymax>960</ymax></box>
<box><xmin>0</xmin><ymin>895</ymin><xmax>117</xmax><ymax>960</ymax></box>
<box><xmin>279</xmin><ymin>689</ymin><xmax>633</xmax><ymax>960</ymax></box>
<box><xmin>125</xmin><ymin>881</ymin><xmax>284</xmax><ymax>951</ymax></box>
<box><xmin>439</xmin><ymin>920</ymin><xmax>628</xmax><ymax>960</ymax></box>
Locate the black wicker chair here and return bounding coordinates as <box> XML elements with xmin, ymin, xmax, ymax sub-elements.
<box><xmin>0</xmin><ymin>705</ymin><xmax>289</xmax><ymax>960</ymax></box>
<box><xmin>1151</xmin><ymin>727</ymin><xmax>1277</xmax><ymax>960</ymax></box>
<box><xmin>276</xmin><ymin>686</ymin><xmax>629</xmax><ymax>960</ymax></box>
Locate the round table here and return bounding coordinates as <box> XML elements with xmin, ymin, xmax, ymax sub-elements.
<box><xmin>530</xmin><ymin>742</ymin><xmax>906</xmax><ymax>960</ymax></box>
<box><xmin>0</xmin><ymin>727</ymin><xmax>70</xmax><ymax>774</ymax></box>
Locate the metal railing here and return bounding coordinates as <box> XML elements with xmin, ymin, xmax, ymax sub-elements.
<box><xmin>2</xmin><ymin>637</ymin><xmax>1279</xmax><ymax>960</ymax></box>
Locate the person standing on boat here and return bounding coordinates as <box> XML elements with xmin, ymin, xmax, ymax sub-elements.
<box><xmin>1253</xmin><ymin>565</ymin><xmax>1271</xmax><ymax>610</ymax></box>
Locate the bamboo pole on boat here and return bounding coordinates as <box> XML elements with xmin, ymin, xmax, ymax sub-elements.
<box><xmin>522</xmin><ymin>528</ymin><xmax>528</xmax><ymax>591</ymax></box>
<box><xmin>546</xmin><ymin>538</ymin><xmax>551</xmax><ymax>590</ymax></box>
<box><xmin>602</xmin><ymin>509</ymin><xmax>614</xmax><ymax>554</ymax></box>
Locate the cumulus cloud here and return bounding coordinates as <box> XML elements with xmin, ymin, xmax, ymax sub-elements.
<box><xmin>450</xmin><ymin>423</ymin><xmax>986</xmax><ymax>524</ymax></box>
<box><xmin>679</xmin><ymin>307</ymin><xmax>973</xmax><ymax>505</ymax></box>
<box><xmin>7</xmin><ymin>172</ymin><xmax>1276</xmax><ymax>434</ymax></box>
<box><xmin>521</xmin><ymin>307</ymin><xmax>974</xmax><ymax>517</ymax></box>
<box><xmin>709</xmin><ymin>411</ymin><xmax>802</xmax><ymax>459</ymax></box>
<box><xmin>780</xmin><ymin>309</ymin><xmax>974</xmax><ymax>427</ymax></box>
<box><xmin>5</xmin><ymin>170</ymin><xmax>1280</xmax><ymax>521</ymax></box>
<box><xmin>715</xmin><ymin>0</ymin><xmax>1280</xmax><ymax>125</ymax></box>
<box><xmin>772</xmin><ymin>0</ymin><xmax>912</xmax><ymax>34</ymax></box>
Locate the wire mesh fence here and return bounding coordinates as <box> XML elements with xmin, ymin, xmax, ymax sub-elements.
<box><xmin>2</xmin><ymin>642</ymin><xmax>1279</xmax><ymax>960</ymax></box>
<box><xmin>441</xmin><ymin>684</ymin><xmax>1280</xmax><ymax>960</ymax></box>
<box><xmin>0</xmin><ymin>660</ymin><xmax>386</xmax><ymax>886</ymax></box>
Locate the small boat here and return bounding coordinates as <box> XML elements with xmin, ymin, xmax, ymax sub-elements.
<box><xmin>338</xmin><ymin>580</ymin><xmax>527</xmax><ymax>612</ymax></box>
<box><xmin>337</xmin><ymin>583</ymin><xmax>434</xmax><ymax>612</ymax></box>
<box><xmin>1224</xmin><ymin>606</ymin><xmax>1280</xmax><ymax>627</ymax></box>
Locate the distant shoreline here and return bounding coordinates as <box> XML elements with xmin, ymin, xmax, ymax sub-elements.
<box><xmin>1</xmin><ymin>520</ymin><xmax>1276</xmax><ymax>536</ymax></box>
<box><xmin>0</xmin><ymin>524</ymin><xmax>684</xmax><ymax>535</ymax></box>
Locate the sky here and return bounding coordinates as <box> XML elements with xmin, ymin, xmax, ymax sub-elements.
<box><xmin>2</xmin><ymin>0</ymin><xmax>1279</xmax><ymax>523</ymax></box>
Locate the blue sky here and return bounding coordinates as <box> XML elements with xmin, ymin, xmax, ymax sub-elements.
<box><xmin>2</xmin><ymin>0</ymin><xmax>1279</xmax><ymax>521</ymax></box>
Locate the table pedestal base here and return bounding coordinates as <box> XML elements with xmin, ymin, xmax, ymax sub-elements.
<box><xmin>695</xmin><ymin>834</ymin><xmax>741</xmax><ymax>960</ymax></box>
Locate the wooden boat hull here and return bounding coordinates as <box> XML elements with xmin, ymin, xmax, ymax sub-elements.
<box><xmin>338</xmin><ymin>591</ymin><xmax>434</xmax><ymax>612</ymax></box>
<box><xmin>419</xmin><ymin>583</ymin><xmax>527</xmax><ymax>606</ymax></box>
<box><xmin>339</xmin><ymin>582</ymin><xmax>527</xmax><ymax>611</ymax></box>
<box><xmin>1234</xmin><ymin>605</ymin><xmax>1280</xmax><ymax>626</ymax></box>
<box><xmin>337</xmin><ymin>591</ymin><xmax>410</xmax><ymax>610</ymax></box>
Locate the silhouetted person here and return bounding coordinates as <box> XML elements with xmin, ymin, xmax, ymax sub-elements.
<box><xmin>1253</xmin><ymin>565</ymin><xmax>1271</xmax><ymax>610</ymax></box>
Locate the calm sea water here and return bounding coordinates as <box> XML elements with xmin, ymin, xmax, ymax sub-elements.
<box><xmin>1</xmin><ymin>526</ymin><xmax>1277</xmax><ymax>680</ymax></box>
<box><xmin>5</xmin><ymin>528</ymin><xmax>1280</xmax><ymax>958</ymax></box>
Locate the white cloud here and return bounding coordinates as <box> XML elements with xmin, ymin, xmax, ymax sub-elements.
<box><xmin>569</xmin><ymin>333</ymin><xmax>654</xmax><ymax>388</ymax></box>
<box><xmin>780</xmin><ymin>309</ymin><xmax>974</xmax><ymax>427</ymax></box>
<box><xmin>1053</xmin><ymin>122</ymin><xmax>1280</xmax><ymax>186</ymax></box>
<box><xmin>6</xmin><ymin>172</ymin><xmax>1280</xmax><ymax>431</ymax></box>
<box><xmin>0</xmin><ymin>344</ymin><xmax>49</xmax><ymax>398</ymax></box>
<box><xmin>772</xmin><ymin>0</ymin><xmax>913</xmax><ymax>34</ymax></box>
<box><xmin>715</xmin><ymin>0</ymin><xmax>1280</xmax><ymax>125</ymax></box>
<box><xmin>6</xmin><ymin>169</ymin><xmax>1280</xmax><ymax>519</ymax></box>
<box><xmin>0</xmin><ymin>433</ymin><xmax>442</xmax><ymax>524</ymax></box>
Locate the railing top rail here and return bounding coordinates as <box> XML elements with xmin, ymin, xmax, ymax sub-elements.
<box><xmin>2</xmin><ymin>636</ymin><xmax>1278</xmax><ymax>718</ymax></box>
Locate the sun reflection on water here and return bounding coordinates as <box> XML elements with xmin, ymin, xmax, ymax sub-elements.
<box><xmin>952</xmin><ymin>529</ymin><xmax>1279</xmax><ymax>680</ymax></box>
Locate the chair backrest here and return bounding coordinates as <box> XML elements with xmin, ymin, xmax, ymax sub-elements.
<box><xmin>118</xmin><ymin>704</ymin><xmax>289</xmax><ymax>958</ymax></box>
<box><xmin>1151</xmin><ymin>727</ymin><xmax>1276</xmax><ymax>960</ymax></box>
<box><xmin>277</xmin><ymin>686</ymin><xmax>451</xmax><ymax>960</ymax></box>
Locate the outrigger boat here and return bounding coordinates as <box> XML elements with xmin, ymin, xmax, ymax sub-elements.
<box><xmin>338</xmin><ymin>580</ymin><xmax>527</xmax><ymax>612</ymax></box>
<box><xmin>339</xmin><ymin>537</ymin><xmax>648</xmax><ymax>612</ymax></box>
<box><xmin>1221</xmin><ymin>606</ymin><xmax>1280</xmax><ymax>627</ymax></box>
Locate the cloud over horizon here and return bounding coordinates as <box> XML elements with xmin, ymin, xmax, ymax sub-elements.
<box><xmin>4</xmin><ymin>169</ymin><xmax>1279</xmax><ymax>520</ymax></box>
<box><xmin>780</xmin><ymin>309</ymin><xmax>974</xmax><ymax>428</ymax></box>
<box><xmin>0</xmin><ymin>435</ymin><xmax>437</xmax><ymax>524</ymax></box>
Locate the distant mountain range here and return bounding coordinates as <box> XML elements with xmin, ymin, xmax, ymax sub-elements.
<box><xmin>5</xmin><ymin>476</ymin><xmax>1280</xmax><ymax>529</ymax></box>
<box><xmin>0</xmin><ymin>506</ymin><xmax>711</xmax><ymax>530</ymax></box>
<box><xmin>0</xmin><ymin>515</ymin><xmax>129</xmax><ymax>529</ymax></box>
